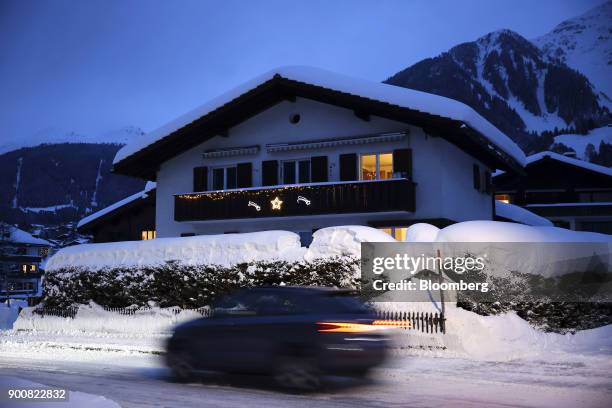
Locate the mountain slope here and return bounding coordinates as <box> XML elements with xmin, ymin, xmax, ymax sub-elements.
<box><xmin>533</xmin><ymin>0</ymin><xmax>612</xmax><ymax>107</ymax></box>
<box><xmin>0</xmin><ymin>125</ymin><xmax>146</xmax><ymax>155</ymax></box>
<box><xmin>385</xmin><ymin>29</ymin><xmax>609</xmax><ymax>151</ymax></box>
<box><xmin>0</xmin><ymin>143</ymin><xmax>145</xmax><ymax>226</ymax></box>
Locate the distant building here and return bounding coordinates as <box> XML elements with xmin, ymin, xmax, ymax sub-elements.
<box><xmin>0</xmin><ymin>222</ymin><xmax>52</xmax><ymax>300</ymax></box>
<box><xmin>77</xmin><ymin>182</ymin><xmax>156</xmax><ymax>243</ymax></box>
<box><xmin>494</xmin><ymin>151</ymin><xmax>612</xmax><ymax>233</ymax></box>
<box><xmin>107</xmin><ymin>67</ymin><xmax>525</xmax><ymax>242</ymax></box>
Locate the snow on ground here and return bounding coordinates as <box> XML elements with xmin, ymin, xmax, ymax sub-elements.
<box><xmin>0</xmin><ymin>375</ymin><xmax>121</xmax><ymax>408</ymax></box>
<box><xmin>554</xmin><ymin>127</ymin><xmax>612</xmax><ymax>159</ymax></box>
<box><xmin>495</xmin><ymin>200</ymin><xmax>553</xmax><ymax>226</ymax></box>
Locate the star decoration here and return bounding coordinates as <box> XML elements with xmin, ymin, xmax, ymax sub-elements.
<box><xmin>270</xmin><ymin>196</ymin><xmax>283</xmax><ymax>210</ymax></box>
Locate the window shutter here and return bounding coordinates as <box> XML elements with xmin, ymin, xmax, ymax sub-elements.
<box><xmin>484</xmin><ymin>170</ymin><xmax>492</xmax><ymax>194</ymax></box>
<box><xmin>339</xmin><ymin>153</ymin><xmax>357</xmax><ymax>181</ymax></box>
<box><xmin>473</xmin><ymin>164</ymin><xmax>481</xmax><ymax>191</ymax></box>
<box><xmin>262</xmin><ymin>160</ymin><xmax>278</xmax><ymax>186</ymax></box>
<box><xmin>311</xmin><ymin>156</ymin><xmax>328</xmax><ymax>182</ymax></box>
<box><xmin>393</xmin><ymin>149</ymin><xmax>412</xmax><ymax>179</ymax></box>
<box><xmin>193</xmin><ymin>166</ymin><xmax>208</xmax><ymax>192</ymax></box>
<box><xmin>236</xmin><ymin>162</ymin><xmax>252</xmax><ymax>188</ymax></box>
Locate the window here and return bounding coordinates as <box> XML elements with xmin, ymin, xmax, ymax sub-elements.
<box><xmin>473</xmin><ymin>164</ymin><xmax>481</xmax><ymax>191</ymax></box>
<box><xmin>378</xmin><ymin>227</ymin><xmax>407</xmax><ymax>241</ymax></box>
<box><xmin>496</xmin><ymin>194</ymin><xmax>511</xmax><ymax>204</ymax></box>
<box><xmin>211</xmin><ymin>166</ymin><xmax>237</xmax><ymax>190</ymax></box>
<box><xmin>21</xmin><ymin>264</ymin><xmax>36</xmax><ymax>273</ymax></box>
<box><xmin>282</xmin><ymin>159</ymin><xmax>311</xmax><ymax>184</ymax></box>
<box><xmin>360</xmin><ymin>153</ymin><xmax>393</xmax><ymax>180</ymax></box>
<box><xmin>141</xmin><ymin>230</ymin><xmax>156</xmax><ymax>240</ymax></box>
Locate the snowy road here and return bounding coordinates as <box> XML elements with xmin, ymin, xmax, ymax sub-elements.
<box><xmin>1</xmin><ymin>351</ymin><xmax>611</xmax><ymax>408</ymax></box>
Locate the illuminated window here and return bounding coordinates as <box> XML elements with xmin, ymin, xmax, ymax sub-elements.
<box><xmin>360</xmin><ymin>153</ymin><xmax>393</xmax><ymax>180</ymax></box>
<box><xmin>211</xmin><ymin>166</ymin><xmax>237</xmax><ymax>190</ymax></box>
<box><xmin>21</xmin><ymin>264</ymin><xmax>37</xmax><ymax>273</ymax></box>
<box><xmin>495</xmin><ymin>194</ymin><xmax>511</xmax><ymax>204</ymax></box>
<box><xmin>141</xmin><ymin>230</ymin><xmax>156</xmax><ymax>240</ymax></box>
<box><xmin>378</xmin><ymin>227</ymin><xmax>407</xmax><ymax>241</ymax></box>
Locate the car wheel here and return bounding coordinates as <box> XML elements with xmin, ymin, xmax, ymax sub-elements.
<box><xmin>273</xmin><ymin>356</ymin><xmax>321</xmax><ymax>391</ymax></box>
<box><xmin>167</xmin><ymin>352</ymin><xmax>194</xmax><ymax>382</ymax></box>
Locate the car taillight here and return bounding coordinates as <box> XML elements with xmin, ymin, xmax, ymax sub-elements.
<box><xmin>372</xmin><ymin>319</ymin><xmax>411</xmax><ymax>329</ymax></box>
<box><xmin>317</xmin><ymin>322</ymin><xmax>379</xmax><ymax>333</ymax></box>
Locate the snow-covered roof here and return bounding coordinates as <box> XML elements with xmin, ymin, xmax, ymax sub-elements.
<box><xmin>0</xmin><ymin>223</ymin><xmax>51</xmax><ymax>246</ymax></box>
<box><xmin>495</xmin><ymin>201</ymin><xmax>553</xmax><ymax>227</ymax></box>
<box><xmin>526</xmin><ymin>151</ymin><xmax>612</xmax><ymax>177</ymax></box>
<box><xmin>494</xmin><ymin>150</ymin><xmax>612</xmax><ymax>178</ymax></box>
<box><xmin>77</xmin><ymin>182</ymin><xmax>156</xmax><ymax>229</ymax></box>
<box><xmin>113</xmin><ymin>66</ymin><xmax>526</xmax><ymax>174</ymax></box>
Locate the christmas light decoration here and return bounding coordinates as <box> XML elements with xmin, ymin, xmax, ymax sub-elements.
<box><xmin>248</xmin><ymin>201</ymin><xmax>261</xmax><ymax>211</ymax></box>
<box><xmin>297</xmin><ymin>195</ymin><xmax>311</xmax><ymax>206</ymax></box>
<box><xmin>270</xmin><ymin>196</ymin><xmax>283</xmax><ymax>210</ymax></box>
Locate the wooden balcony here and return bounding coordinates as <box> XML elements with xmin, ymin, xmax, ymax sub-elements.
<box><xmin>174</xmin><ymin>178</ymin><xmax>416</xmax><ymax>221</ymax></box>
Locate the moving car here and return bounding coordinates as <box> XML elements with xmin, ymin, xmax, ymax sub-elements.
<box><xmin>165</xmin><ymin>286</ymin><xmax>390</xmax><ymax>390</ymax></box>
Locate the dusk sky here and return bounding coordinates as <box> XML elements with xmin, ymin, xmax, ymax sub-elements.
<box><xmin>0</xmin><ymin>0</ymin><xmax>605</xmax><ymax>146</ymax></box>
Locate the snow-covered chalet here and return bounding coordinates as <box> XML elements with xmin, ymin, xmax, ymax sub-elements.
<box><xmin>100</xmin><ymin>66</ymin><xmax>527</xmax><ymax>243</ymax></box>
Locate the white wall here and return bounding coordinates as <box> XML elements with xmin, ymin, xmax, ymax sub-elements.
<box><xmin>156</xmin><ymin>97</ymin><xmax>493</xmax><ymax>237</ymax></box>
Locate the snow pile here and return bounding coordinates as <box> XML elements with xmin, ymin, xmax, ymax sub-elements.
<box><xmin>46</xmin><ymin>230</ymin><xmax>305</xmax><ymax>271</ymax></box>
<box><xmin>0</xmin><ymin>300</ymin><xmax>28</xmax><ymax>330</ymax></box>
<box><xmin>0</xmin><ymin>375</ymin><xmax>121</xmax><ymax>408</ymax></box>
<box><xmin>405</xmin><ymin>223</ymin><xmax>440</xmax><ymax>242</ymax></box>
<box><xmin>14</xmin><ymin>302</ymin><xmax>201</xmax><ymax>334</ymax></box>
<box><xmin>443</xmin><ymin>305</ymin><xmax>612</xmax><ymax>360</ymax></box>
<box><xmin>304</xmin><ymin>225</ymin><xmax>395</xmax><ymax>260</ymax></box>
<box><xmin>495</xmin><ymin>201</ymin><xmax>553</xmax><ymax>226</ymax></box>
<box><xmin>436</xmin><ymin>220</ymin><xmax>612</xmax><ymax>243</ymax></box>
<box><xmin>376</xmin><ymin>302</ymin><xmax>612</xmax><ymax>360</ymax></box>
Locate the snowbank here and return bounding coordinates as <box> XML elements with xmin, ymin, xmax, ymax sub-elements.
<box><xmin>376</xmin><ymin>302</ymin><xmax>612</xmax><ymax>360</ymax></box>
<box><xmin>0</xmin><ymin>300</ymin><xmax>28</xmax><ymax>330</ymax></box>
<box><xmin>436</xmin><ymin>220</ymin><xmax>611</xmax><ymax>242</ymax></box>
<box><xmin>46</xmin><ymin>230</ymin><xmax>305</xmax><ymax>271</ymax></box>
<box><xmin>443</xmin><ymin>306</ymin><xmax>612</xmax><ymax>360</ymax></box>
<box><xmin>304</xmin><ymin>225</ymin><xmax>395</xmax><ymax>260</ymax></box>
<box><xmin>14</xmin><ymin>303</ymin><xmax>201</xmax><ymax>334</ymax></box>
<box><xmin>495</xmin><ymin>200</ymin><xmax>553</xmax><ymax>226</ymax></box>
<box><xmin>405</xmin><ymin>223</ymin><xmax>440</xmax><ymax>242</ymax></box>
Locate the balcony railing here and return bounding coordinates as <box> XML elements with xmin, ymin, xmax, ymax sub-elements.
<box><xmin>175</xmin><ymin>178</ymin><xmax>416</xmax><ymax>222</ymax></box>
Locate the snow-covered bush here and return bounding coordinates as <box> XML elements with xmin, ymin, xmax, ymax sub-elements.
<box><xmin>42</xmin><ymin>257</ymin><xmax>360</xmax><ymax>308</ymax></box>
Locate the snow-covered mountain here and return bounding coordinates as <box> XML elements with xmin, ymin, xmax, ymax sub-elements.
<box><xmin>0</xmin><ymin>125</ymin><xmax>146</xmax><ymax>155</ymax></box>
<box><xmin>533</xmin><ymin>0</ymin><xmax>612</xmax><ymax>108</ymax></box>
<box><xmin>385</xmin><ymin>28</ymin><xmax>608</xmax><ymax>151</ymax></box>
<box><xmin>0</xmin><ymin>143</ymin><xmax>145</xmax><ymax>226</ymax></box>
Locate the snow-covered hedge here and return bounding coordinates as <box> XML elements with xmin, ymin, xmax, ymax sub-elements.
<box><xmin>42</xmin><ymin>257</ymin><xmax>360</xmax><ymax>308</ymax></box>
